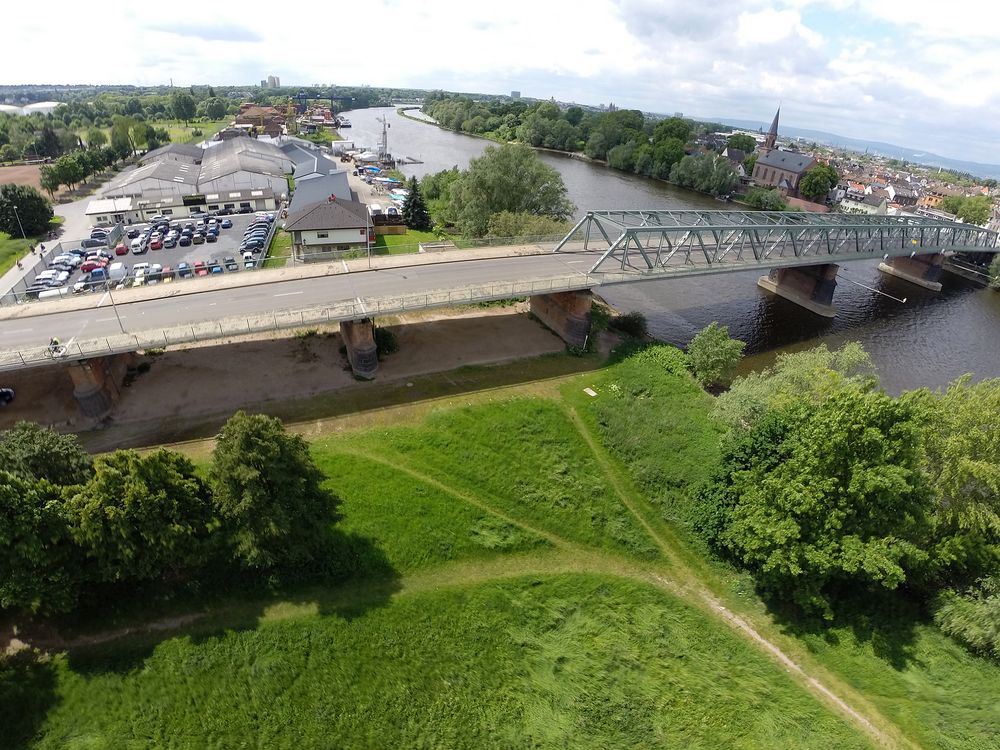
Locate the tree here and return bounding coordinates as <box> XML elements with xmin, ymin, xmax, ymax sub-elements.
<box><xmin>0</xmin><ymin>421</ymin><xmax>92</xmax><ymax>486</ymax></box>
<box><xmin>485</xmin><ymin>211</ymin><xmax>570</xmax><ymax>239</ymax></box>
<box><xmin>703</xmin><ymin>386</ymin><xmax>935</xmax><ymax>616</ymax></box>
<box><xmin>989</xmin><ymin>254</ymin><xmax>1000</xmax><ymax>291</ymax></box>
<box><xmin>651</xmin><ymin>137</ymin><xmax>685</xmax><ymax>180</ymax></box>
<box><xmin>934</xmin><ymin>576</ymin><xmax>1000</xmax><ymax>657</ymax></box>
<box><xmin>204</xmin><ymin>97</ymin><xmax>228</xmax><ymax>120</ymax></box>
<box><xmin>653</xmin><ymin>117</ymin><xmax>692</xmax><ymax>143</ymax></box>
<box><xmin>670</xmin><ymin>153</ymin><xmax>738</xmax><ymax>196</ymax></box>
<box><xmin>798</xmin><ymin>164</ymin><xmax>839</xmax><ymax>202</ymax></box>
<box><xmin>714</xmin><ymin>342</ymin><xmax>877</xmax><ymax>431</ymax></box>
<box><xmin>0</xmin><ymin>184</ymin><xmax>53</xmax><ymax>237</ymax></box>
<box><xmin>744</xmin><ymin>152</ymin><xmax>758</xmax><ymax>175</ymax></box>
<box><xmin>170</xmin><ymin>92</ymin><xmax>196</xmax><ymax>124</ymax></box>
<box><xmin>85</xmin><ymin>127</ymin><xmax>107</xmax><ymax>148</ymax></box>
<box><xmin>0</xmin><ymin>472</ymin><xmax>80</xmax><ymax>614</ymax></box>
<box><xmin>726</xmin><ymin>134</ymin><xmax>757</xmax><ymax>152</ymax></box>
<box><xmin>687</xmin><ymin>322</ymin><xmax>746</xmax><ymax>387</ymax></box>
<box><xmin>210</xmin><ymin>412</ymin><xmax>341</xmax><ymax>570</ymax></box>
<box><xmin>401</xmin><ymin>175</ymin><xmax>431</xmax><ymax>231</ymax></box>
<box><xmin>956</xmin><ymin>195</ymin><xmax>992</xmax><ymax>225</ymax></box>
<box><xmin>66</xmin><ymin>450</ymin><xmax>213</xmax><ymax>583</ymax></box>
<box><xmin>744</xmin><ymin>187</ymin><xmax>787</xmax><ymax>211</ymax></box>
<box><xmin>39</xmin><ymin>164</ymin><xmax>61</xmax><ymax>198</ymax></box>
<box><xmin>448</xmin><ymin>143</ymin><xmax>574</xmax><ymax>237</ymax></box>
<box><xmin>0</xmin><ymin>143</ymin><xmax>19</xmax><ymax>163</ymax></box>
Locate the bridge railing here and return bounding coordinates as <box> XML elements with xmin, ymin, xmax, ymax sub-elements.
<box><xmin>0</xmin><ymin>274</ymin><xmax>593</xmax><ymax>372</ymax></box>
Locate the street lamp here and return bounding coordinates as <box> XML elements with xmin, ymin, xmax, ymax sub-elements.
<box><xmin>11</xmin><ymin>204</ymin><xmax>27</xmax><ymax>240</ymax></box>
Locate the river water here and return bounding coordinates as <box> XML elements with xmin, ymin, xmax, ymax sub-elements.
<box><xmin>343</xmin><ymin>107</ymin><xmax>1000</xmax><ymax>393</ymax></box>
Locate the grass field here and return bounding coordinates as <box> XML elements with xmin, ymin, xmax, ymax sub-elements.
<box><xmin>3</xmin><ymin>348</ymin><xmax>1000</xmax><ymax>748</ymax></box>
<box><xmin>373</xmin><ymin>229</ymin><xmax>442</xmax><ymax>256</ymax></box>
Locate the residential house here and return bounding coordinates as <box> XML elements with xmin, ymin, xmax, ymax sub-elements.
<box><xmin>721</xmin><ymin>147</ymin><xmax>749</xmax><ymax>182</ymax></box>
<box><xmin>284</xmin><ymin>198</ymin><xmax>371</xmax><ymax>260</ymax></box>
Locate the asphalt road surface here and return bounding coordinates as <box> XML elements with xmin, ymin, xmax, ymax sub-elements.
<box><xmin>0</xmin><ymin>252</ymin><xmax>598</xmax><ymax>351</ymax></box>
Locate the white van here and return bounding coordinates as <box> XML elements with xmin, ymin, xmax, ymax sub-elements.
<box><xmin>108</xmin><ymin>262</ymin><xmax>127</xmax><ymax>283</ymax></box>
<box><xmin>131</xmin><ymin>237</ymin><xmax>144</xmax><ymax>252</ymax></box>
<box><xmin>38</xmin><ymin>287</ymin><xmax>70</xmax><ymax>300</ymax></box>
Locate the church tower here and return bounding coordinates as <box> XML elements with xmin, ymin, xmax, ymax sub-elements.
<box><xmin>762</xmin><ymin>105</ymin><xmax>780</xmax><ymax>154</ymax></box>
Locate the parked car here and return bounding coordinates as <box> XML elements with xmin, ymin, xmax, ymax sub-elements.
<box><xmin>237</xmin><ymin>206</ymin><xmax>253</xmax><ymax>214</ymax></box>
<box><xmin>80</xmin><ymin>259</ymin><xmax>108</xmax><ymax>273</ymax></box>
<box><xmin>177</xmin><ymin>262</ymin><xmax>193</xmax><ymax>278</ymax></box>
<box><xmin>194</xmin><ymin>261</ymin><xmax>209</xmax><ymax>276</ymax></box>
<box><xmin>149</xmin><ymin>238</ymin><xmax>163</xmax><ymax>250</ymax></box>
<box><xmin>114</xmin><ymin>242</ymin><xmax>129</xmax><ymax>255</ymax></box>
<box><xmin>208</xmin><ymin>260</ymin><xmax>223</xmax><ymax>274</ymax></box>
<box><xmin>161</xmin><ymin>266</ymin><xmax>175</xmax><ymax>282</ymax></box>
<box><xmin>220</xmin><ymin>218</ymin><xmax>233</xmax><ymax>229</ymax></box>
<box><xmin>80</xmin><ymin>238</ymin><xmax>108</xmax><ymax>249</ymax></box>
<box><xmin>224</xmin><ymin>256</ymin><xmax>239</xmax><ymax>272</ymax></box>
<box><xmin>192</xmin><ymin>234</ymin><xmax>205</xmax><ymax>245</ymax></box>
<box><xmin>126</xmin><ymin>227</ymin><xmax>141</xmax><ymax>239</ymax></box>
<box><xmin>206</xmin><ymin>232</ymin><xmax>218</xmax><ymax>243</ymax></box>
<box><xmin>0</xmin><ymin>387</ymin><xmax>15</xmax><ymax>405</ymax></box>
<box><xmin>163</xmin><ymin>235</ymin><xmax>177</xmax><ymax>248</ymax></box>
<box><xmin>178</xmin><ymin>235</ymin><xmax>192</xmax><ymax>247</ymax></box>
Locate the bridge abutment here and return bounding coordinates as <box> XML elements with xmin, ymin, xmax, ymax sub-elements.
<box><xmin>530</xmin><ymin>290</ymin><xmax>593</xmax><ymax>348</ymax></box>
<box><xmin>340</xmin><ymin>318</ymin><xmax>379</xmax><ymax>379</ymax></box>
<box><xmin>68</xmin><ymin>354</ymin><xmax>131</xmax><ymax>419</ymax></box>
<box><xmin>757</xmin><ymin>264</ymin><xmax>838</xmax><ymax>318</ymax></box>
<box><xmin>878</xmin><ymin>253</ymin><xmax>944</xmax><ymax>291</ymax></box>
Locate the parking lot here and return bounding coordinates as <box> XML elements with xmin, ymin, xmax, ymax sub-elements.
<box><xmin>26</xmin><ymin>212</ymin><xmax>276</xmax><ymax>298</ymax></box>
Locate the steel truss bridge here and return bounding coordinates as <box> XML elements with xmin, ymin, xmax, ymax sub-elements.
<box><xmin>556</xmin><ymin>210</ymin><xmax>998</xmax><ymax>278</ymax></box>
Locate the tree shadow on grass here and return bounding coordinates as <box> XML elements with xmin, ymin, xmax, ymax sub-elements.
<box><xmin>59</xmin><ymin>529</ymin><xmax>401</xmax><ymax>677</ymax></box>
<box><xmin>766</xmin><ymin>583</ymin><xmax>925</xmax><ymax>671</ymax></box>
<box><xmin>0</xmin><ymin>650</ymin><xmax>59</xmax><ymax>750</ymax></box>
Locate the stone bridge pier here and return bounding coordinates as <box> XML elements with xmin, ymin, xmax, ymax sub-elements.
<box><xmin>757</xmin><ymin>264</ymin><xmax>839</xmax><ymax>318</ymax></box>
<box><xmin>68</xmin><ymin>354</ymin><xmax>132</xmax><ymax>418</ymax></box>
<box><xmin>340</xmin><ymin>318</ymin><xmax>379</xmax><ymax>379</ymax></box>
<box><xmin>878</xmin><ymin>253</ymin><xmax>944</xmax><ymax>291</ymax></box>
<box><xmin>529</xmin><ymin>290</ymin><xmax>593</xmax><ymax>349</ymax></box>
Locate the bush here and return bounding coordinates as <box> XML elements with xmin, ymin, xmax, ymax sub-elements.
<box><xmin>374</xmin><ymin>326</ymin><xmax>399</xmax><ymax>356</ymax></box>
<box><xmin>989</xmin><ymin>255</ymin><xmax>1000</xmax><ymax>291</ymax></box>
<box><xmin>609</xmin><ymin>311</ymin><xmax>647</xmax><ymax>338</ymax></box>
<box><xmin>687</xmin><ymin>322</ymin><xmax>746</xmax><ymax>387</ymax></box>
<box><xmin>934</xmin><ymin>577</ymin><xmax>1000</xmax><ymax>657</ymax></box>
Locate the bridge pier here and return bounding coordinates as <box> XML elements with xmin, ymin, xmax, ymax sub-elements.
<box><xmin>68</xmin><ymin>354</ymin><xmax>131</xmax><ymax>419</ymax></box>
<box><xmin>530</xmin><ymin>290</ymin><xmax>593</xmax><ymax>348</ymax></box>
<box><xmin>878</xmin><ymin>253</ymin><xmax>944</xmax><ymax>291</ymax></box>
<box><xmin>340</xmin><ymin>318</ymin><xmax>379</xmax><ymax>379</ymax></box>
<box><xmin>757</xmin><ymin>264</ymin><xmax>838</xmax><ymax>318</ymax></box>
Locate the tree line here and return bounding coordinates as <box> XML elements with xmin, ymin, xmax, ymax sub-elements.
<box><xmin>677</xmin><ymin>335</ymin><xmax>1000</xmax><ymax>656</ymax></box>
<box><xmin>0</xmin><ymin>412</ymin><xmax>341</xmax><ymax>618</ymax></box>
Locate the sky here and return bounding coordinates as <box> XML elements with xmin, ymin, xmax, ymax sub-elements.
<box><xmin>5</xmin><ymin>0</ymin><xmax>999</xmax><ymax>163</ymax></box>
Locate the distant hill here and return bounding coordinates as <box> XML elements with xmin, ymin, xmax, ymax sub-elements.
<box><xmin>708</xmin><ymin>117</ymin><xmax>1000</xmax><ymax>180</ymax></box>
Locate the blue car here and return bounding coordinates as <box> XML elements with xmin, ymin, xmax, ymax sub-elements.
<box><xmin>220</xmin><ymin>218</ymin><xmax>233</xmax><ymax>229</ymax></box>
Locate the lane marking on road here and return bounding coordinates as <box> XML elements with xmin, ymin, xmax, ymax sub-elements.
<box><xmin>356</xmin><ymin>297</ymin><xmax>367</xmax><ymax>314</ymax></box>
<box><xmin>6</xmin><ymin>328</ymin><xmax>34</xmax><ymax>334</ymax></box>
<box><xmin>274</xmin><ymin>291</ymin><xmax>304</xmax><ymax>298</ymax></box>
<box><xmin>97</xmin><ymin>292</ymin><xmax>110</xmax><ymax>307</ymax></box>
<box><xmin>96</xmin><ymin>317</ymin><xmax>124</xmax><ymax>323</ymax></box>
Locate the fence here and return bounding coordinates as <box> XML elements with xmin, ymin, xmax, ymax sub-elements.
<box><xmin>0</xmin><ymin>275</ymin><xmax>594</xmax><ymax>372</ymax></box>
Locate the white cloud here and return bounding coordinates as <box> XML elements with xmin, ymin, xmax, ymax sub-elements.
<box><xmin>3</xmin><ymin>0</ymin><xmax>1000</xmax><ymax>164</ymax></box>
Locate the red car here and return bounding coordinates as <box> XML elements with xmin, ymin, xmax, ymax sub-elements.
<box><xmin>194</xmin><ymin>261</ymin><xmax>209</xmax><ymax>276</ymax></box>
<box><xmin>149</xmin><ymin>238</ymin><xmax>163</xmax><ymax>250</ymax></box>
<box><xmin>80</xmin><ymin>258</ymin><xmax>108</xmax><ymax>273</ymax></box>
<box><xmin>114</xmin><ymin>243</ymin><xmax>129</xmax><ymax>255</ymax></box>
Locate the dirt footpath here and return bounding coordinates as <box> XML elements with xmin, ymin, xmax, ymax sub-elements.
<box><xmin>0</xmin><ymin>306</ymin><xmax>567</xmax><ymax>442</ymax></box>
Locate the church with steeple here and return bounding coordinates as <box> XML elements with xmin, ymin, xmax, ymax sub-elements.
<box><xmin>750</xmin><ymin>105</ymin><xmax>816</xmax><ymax>197</ymax></box>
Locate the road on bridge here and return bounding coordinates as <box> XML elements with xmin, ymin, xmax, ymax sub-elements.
<box><xmin>0</xmin><ymin>251</ymin><xmax>598</xmax><ymax>352</ymax></box>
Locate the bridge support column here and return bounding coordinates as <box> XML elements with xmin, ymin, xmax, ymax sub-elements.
<box><xmin>878</xmin><ymin>253</ymin><xmax>944</xmax><ymax>291</ymax></box>
<box><xmin>757</xmin><ymin>264</ymin><xmax>838</xmax><ymax>318</ymax></box>
<box><xmin>340</xmin><ymin>318</ymin><xmax>378</xmax><ymax>379</ymax></box>
<box><xmin>68</xmin><ymin>354</ymin><xmax>131</xmax><ymax>419</ymax></box>
<box><xmin>530</xmin><ymin>290</ymin><xmax>593</xmax><ymax>348</ymax></box>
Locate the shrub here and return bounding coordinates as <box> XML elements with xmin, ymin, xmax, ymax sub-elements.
<box><xmin>687</xmin><ymin>322</ymin><xmax>746</xmax><ymax>387</ymax></box>
<box><xmin>934</xmin><ymin>577</ymin><xmax>1000</xmax><ymax>657</ymax></box>
<box><xmin>374</xmin><ymin>326</ymin><xmax>399</xmax><ymax>356</ymax></box>
<box><xmin>609</xmin><ymin>311</ymin><xmax>647</xmax><ymax>338</ymax></box>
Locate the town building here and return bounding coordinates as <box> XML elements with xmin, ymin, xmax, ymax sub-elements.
<box><xmin>284</xmin><ymin>198</ymin><xmax>371</xmax><ymax>260</ymax></box>
<box><xmin>750</xmin><ymin>107</ymin><xmax>818</xmax><ymax>197</ymax></box>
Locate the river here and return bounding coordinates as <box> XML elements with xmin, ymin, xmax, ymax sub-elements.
<box><xmin>342</xmin><ymin>107</ymin><xmax>1000</xmax><ymax>393</ymax></box>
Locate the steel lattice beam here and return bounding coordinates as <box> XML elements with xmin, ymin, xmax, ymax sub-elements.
<box><xmin>552</xmin><ymin>210</ymin><xmax>999</xmax><ymax>276</ymax></box>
